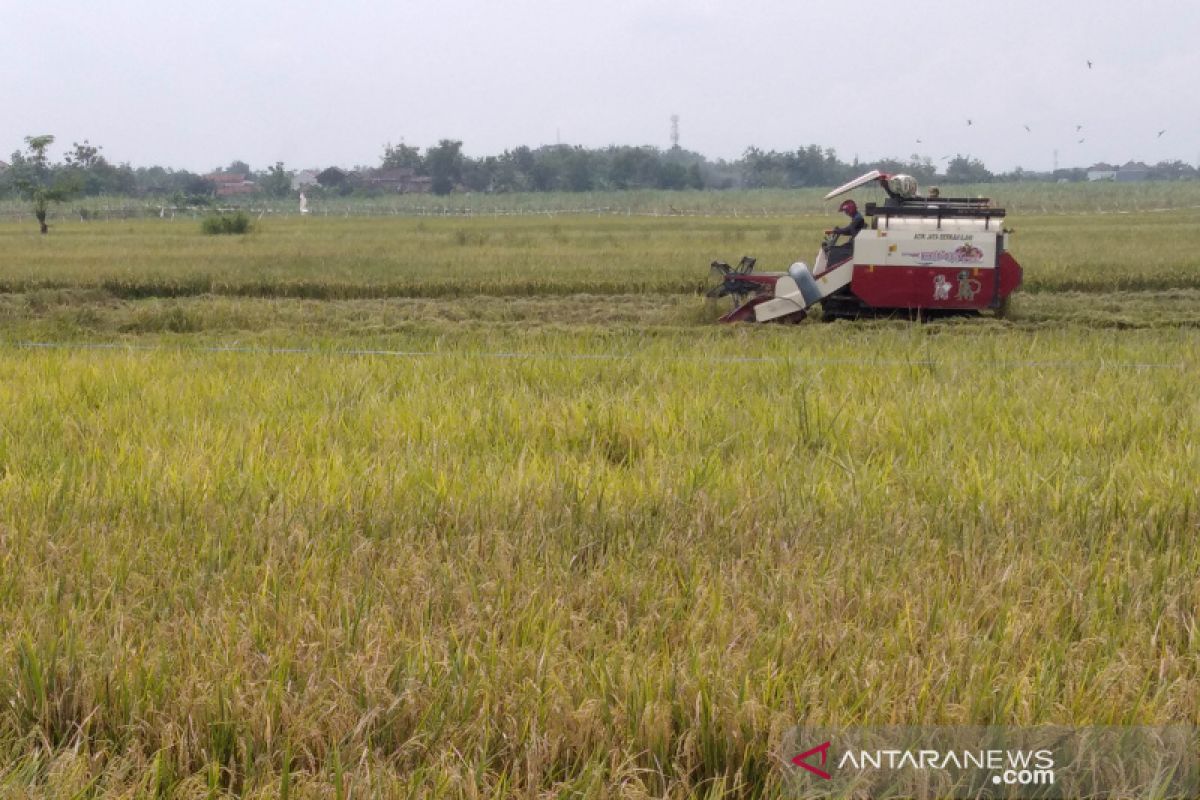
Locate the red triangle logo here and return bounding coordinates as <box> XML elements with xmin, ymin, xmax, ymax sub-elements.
<box><xmin>791</xmin><ymin>741</ymin><xmax>832</xmax><ymax>779</ymax></box>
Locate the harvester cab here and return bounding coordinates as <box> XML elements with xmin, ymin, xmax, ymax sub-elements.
<box><xmin>708</xmin><ymin>171</ymin><xmax>1023</xmax><ymax>322</ymax></box>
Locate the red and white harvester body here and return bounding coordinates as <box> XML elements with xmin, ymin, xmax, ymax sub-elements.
<box><xmin>709</xmin><ymin>171</ymin><xmax>1023</xmax><ymax>322</ymax></box>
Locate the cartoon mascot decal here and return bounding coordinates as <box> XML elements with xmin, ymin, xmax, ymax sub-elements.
<box><xmin>956</xmin><ymin>270</ymin><xmax>982</xmax><ymax>301</ymax></box>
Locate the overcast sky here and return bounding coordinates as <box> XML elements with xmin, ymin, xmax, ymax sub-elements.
<box><xmin>3</xmin><ymin>0</ymin><xmax>1196</xmax><ymax>173</ymax></box>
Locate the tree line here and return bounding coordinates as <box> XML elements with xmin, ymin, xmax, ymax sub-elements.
<box><xmin>3</xmin><ymin>134</ymin><xmax>1198</xmax><ymax>214</ymax></box>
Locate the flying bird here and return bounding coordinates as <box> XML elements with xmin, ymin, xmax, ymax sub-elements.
<box><xmin>966</xmin><ymin>119</ymin><xmax>973</xmax><ymax>126</ymax></box>
<box><xmin>940</xmin><ymin>155</ymin><xmax>951</xmax><ymax>161</ymax></box>
<box><xmin>1023</xmin><ymin>125</ymin><xmax>1031</xmax><ymax>132</ymax></box>
<box><xmin>1157</xmin><ymin>129</ymin><xmax>1167</xmax><ymax>137</ymax></box>
<box><xmin>1078</xmin><ymin>138</ymin><xmax>1086</xmax><ymax>144</ymax></box>
<box><xmin>1076</xmin><ymin>125</ymin><xmax>1084</xmax><ymax>132</ymax></box>
<box><xmin>916</xmin><ymin>138</ymin><xmax>923</xmax><ymax>144</ymax></box>
<box><xmin>1087</xmin><ymin>60</ymin><xmax>1093</xmax><ymax>69</ymax></box>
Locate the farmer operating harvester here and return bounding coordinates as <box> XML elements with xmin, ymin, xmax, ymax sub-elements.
<box><xmin>708</xmin><ymin>171</ymin><xmax>1023</xmax><ymax>322</ymax></box>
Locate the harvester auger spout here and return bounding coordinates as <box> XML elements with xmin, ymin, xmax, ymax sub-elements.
<box><xmin>708</xmin><ymin>171</ymin><xmax>1023</xmax><ymax>323</ymax></box>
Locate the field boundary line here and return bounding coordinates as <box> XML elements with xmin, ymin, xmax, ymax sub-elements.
<box><xmin>3</xmin><ymin>339</ymin><xmax>1190</xmax><ymax>371</ymax></box>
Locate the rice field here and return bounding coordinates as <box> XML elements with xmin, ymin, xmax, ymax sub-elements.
<box><xmin>3</xmin><ymin>205</ymin><xmax>1200</xmax><ymax>307</ymax></box>
<box><xmin>0</xmin><ymin>196</ymin><xmax>1198</xmax><ymax>798</ymax></box>
<box><xmin>4</xmin><ymin>179</ymin><xmax>1200</xmax><ymax>221</ymax></box>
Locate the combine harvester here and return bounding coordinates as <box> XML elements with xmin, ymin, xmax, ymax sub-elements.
<box><xmin>709</xmin><ymin>171</ymin><xmax>1023</xmax><ymax>322</ymax></box>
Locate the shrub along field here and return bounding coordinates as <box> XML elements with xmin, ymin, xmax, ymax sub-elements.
<box><xmin>0</xmin><ymin>197</ymin><xmax>1197</xmax><ymax>797</ymax></box>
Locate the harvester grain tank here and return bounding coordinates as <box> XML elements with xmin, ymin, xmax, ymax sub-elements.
<box><xmin>708</xmin><ymin>171</ymin><xmax>1023</xmax><ymax>322</ymax></box>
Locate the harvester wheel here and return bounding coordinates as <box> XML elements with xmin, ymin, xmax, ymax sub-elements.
<box><xmin>818</xmin><ymin>291</ymin><xmax>868</xmax><ymax>321</ymax></box>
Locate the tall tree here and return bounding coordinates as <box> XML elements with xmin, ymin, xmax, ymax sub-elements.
<box><xmin>656</xmin><ymin>161</ymin><xmax>688</xmax><ymax>190</ymax></box>
<box><xmin>381</xmin><ymin>142</ymin><xmax>424</xmax><ymax>171</ymax></box>
<box><xmin>563</xmin><ymin>147</ymin><xmax>594</xmax><ymax>192</ymax></box>
<box><xmin>64</xmin><ymin>140</ymin><xmax>104</xmax><ymax>169</ymax></box>
<box><xmin>12</xmin><ymin>135</ymin><xmax>79</xmax><ymax>234</ymax></box>
<box><xmin>945</xmin><ymin>155</ymin><xmax>993</xmax><ymax>183</ymax></box>
<box><xmin>426</xmin><ymin>139</ymin><xmax>463</xmax><ymax>195</ymax></box>
<box><xmin>60</xmin><ymin>139</ymin><xmax>136</xmax><ymax>195</ymax></box>
<box><xmin>259</xmin><ymin>162</ymin><xmax>293</xmax><ymax>197</ymax></box>
<box><xmin>609</xmin><ymin>146</ymin><xmax>660</xmax><ymax>189</ymax></box>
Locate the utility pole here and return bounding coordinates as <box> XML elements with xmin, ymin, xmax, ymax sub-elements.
<box><xmin>670</xmin><ymin>114</ymin><xmax>680</xmax><ymax>150</ymax></box>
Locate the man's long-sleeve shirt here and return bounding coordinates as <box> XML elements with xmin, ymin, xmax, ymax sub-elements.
<box><xmin>832</xmin><ymin>212</ymin><xmax>865</xmax><ymax>238</ymax></box>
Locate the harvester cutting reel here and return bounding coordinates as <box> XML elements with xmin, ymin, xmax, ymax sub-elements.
<box><xmin>707</xmin><ymin>256</ymin><xmax>758</xmax><ymax>303</ymax></box>
<box><xmin>707</xmin><ymin>256</ymin><xmax>812</xmax><ymax>323</ymax></box>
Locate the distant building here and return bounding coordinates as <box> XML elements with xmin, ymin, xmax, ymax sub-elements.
<box><xmin>316</xmin><ymin>166</ymin><xmax>350</xmax><ymax>188</ymax></box>
<box><xmin>291</xmin><ymin>169</ymin><xmax>320</xmax><ymax>191</ymax></box>
<box><xmin>0</xmin><ymin>160</ymin><xmax>9</xmax><ymax>172</ymax></box>
<box><xmin>1086</xmin><ymin>163</ymin><xmax>1117</xmax><ymax>181</ymax></box>
<box><xmin>204</xmin><ymin>172</ymin><xmax>257</xmax><ymax>197</ymax></box>
<box><xmin>362</xmin><ymin>166</ymin><xmax>433</xmax><ymax>194</ymax></box>
<box><xmin>1116</xmin><ymin>161</ymin><xmax>1150</xmax><ymax>182</ymax></box>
